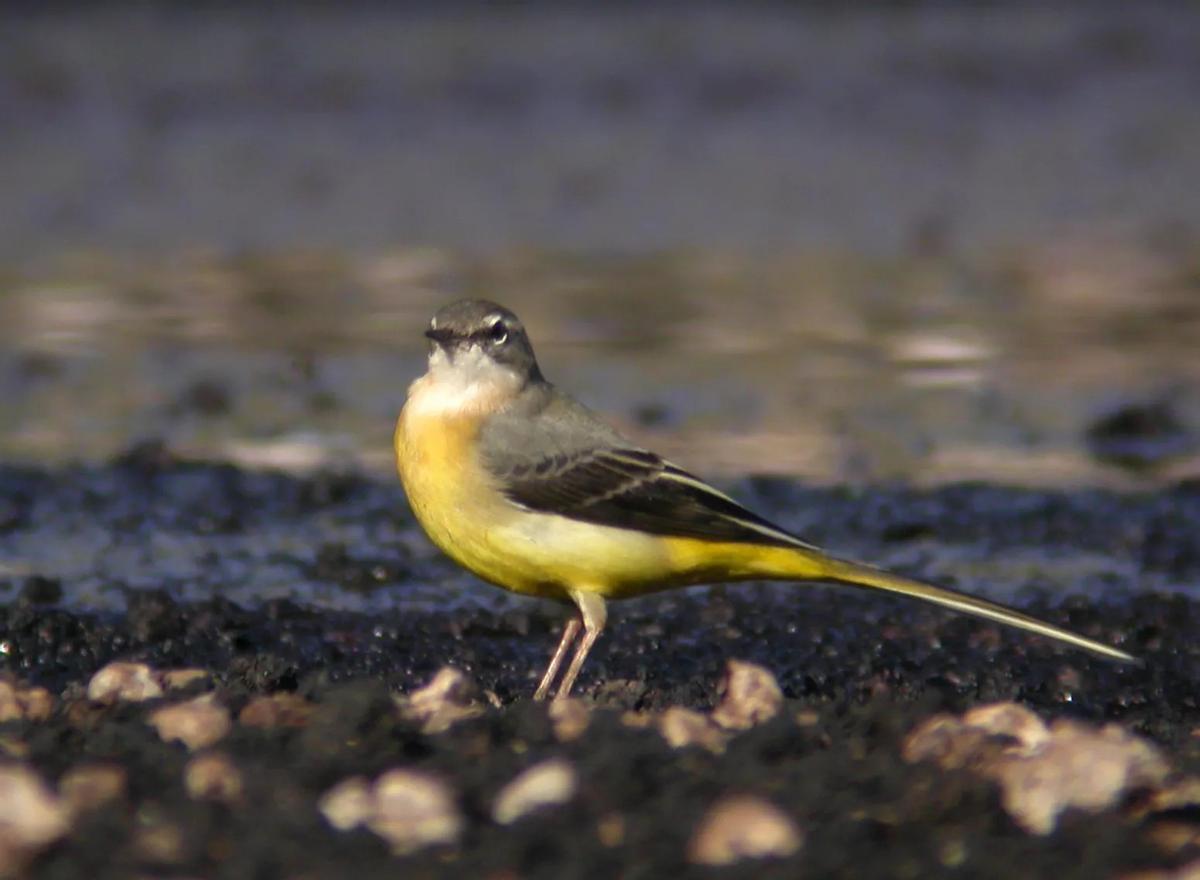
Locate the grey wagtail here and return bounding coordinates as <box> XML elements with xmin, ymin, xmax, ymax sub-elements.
<box><xmin>395</xmin><ymin>299</ymin><xmax>1137</xmax><ymax>700</ymax></box>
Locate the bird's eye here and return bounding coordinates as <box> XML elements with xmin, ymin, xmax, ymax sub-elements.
<box><xmin>488</xmin><ymin>321</ymin><xmax>508</xmax><ymax>344</ymax></box>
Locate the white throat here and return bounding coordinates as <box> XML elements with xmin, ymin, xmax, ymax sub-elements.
<box><xmin>406</xmin><ymin>344</ymin><xmax>523</xmax><ymax>417</ymax></box>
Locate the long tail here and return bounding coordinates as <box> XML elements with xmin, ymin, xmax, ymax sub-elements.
<box><xmin>813</xmin><ymin>555</ymin><xmax>1138</xmax><ymax>663</ymax></box>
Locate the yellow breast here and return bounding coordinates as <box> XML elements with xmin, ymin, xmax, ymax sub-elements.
<box><xmin>395</xmin><ymin>373</ymin><xmax>571</xmax><ymax>600</ymax></box>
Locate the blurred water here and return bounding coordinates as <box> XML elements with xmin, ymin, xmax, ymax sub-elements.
<box><xmin>1</xmin><ymin>5</ymin><xmax>1199</xmax><ymax>486</ymax></box>
<box><xmin>1</xmin><ymin>247</ymin><xmax>1197</xmax><ymax>487</ymax></box>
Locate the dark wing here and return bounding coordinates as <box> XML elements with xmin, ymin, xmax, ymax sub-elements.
<box><xmin>494</xmin><ymin>445</ymin><xmax>812</xmax><ymax>549</ymax></box>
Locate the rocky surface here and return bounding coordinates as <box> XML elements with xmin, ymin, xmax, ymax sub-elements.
<box><xmin>0</xmin><ymin>456</ymin><xmax>1198</xmax><ymax>877</ymax></box>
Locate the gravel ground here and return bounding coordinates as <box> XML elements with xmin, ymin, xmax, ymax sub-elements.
<box><xmin>1</xmin><ymin>452</ymin><xmax>1198</xmax><ymax>878</ymax></box>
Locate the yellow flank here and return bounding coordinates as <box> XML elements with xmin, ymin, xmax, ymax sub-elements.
<box><xmin>396</xmin><ymin>391</ymin><xmax>836</xmax><ymax>602</ymax></box>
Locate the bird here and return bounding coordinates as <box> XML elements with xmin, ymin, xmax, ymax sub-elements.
<box><xmin>394</xmin><ymin>299</ymin><xmax>1137</xmax><ymax>700</ymax></box>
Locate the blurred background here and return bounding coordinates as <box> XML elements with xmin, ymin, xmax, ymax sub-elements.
<box><xmin>2</xmin><ymin>2</ymin><xmax>1199</xmax><ymax>486</ymax></box>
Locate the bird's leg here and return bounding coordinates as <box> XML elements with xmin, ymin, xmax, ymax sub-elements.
<box><xmin>533</xmin><ymin>616</ymin><xmax>581</xmax><ymax>701</ymax></box>
<box><xmin>554</xmin><ymin>591</ymin><xmax>608</xmax><ymax>701</ymax></box>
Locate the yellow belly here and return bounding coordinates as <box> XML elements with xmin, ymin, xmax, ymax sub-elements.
<box><xmin>394</xmin><ymin>396</ymin><xmax>830</xmax><ymax>601</ymax></box>
<box><xmin>395</xmin><ymin>403</ymin><xmax>663</xmax><ymax>599</ymax></box>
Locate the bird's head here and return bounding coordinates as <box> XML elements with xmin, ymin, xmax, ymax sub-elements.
<box><xmin>424</xmin><ymin>299</ymin><xmax>543</xmax><ymax>388</ymax></box>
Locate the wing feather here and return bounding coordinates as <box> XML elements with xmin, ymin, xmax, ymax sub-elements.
<box><xmin>493</xmin><ymin>445</ymin><xmax>812</xmax><ymax>549</ymax></box>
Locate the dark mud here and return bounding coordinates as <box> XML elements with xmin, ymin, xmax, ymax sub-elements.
<box><xmin>2</xmin><ymin>452</ymin><xmax>1199</xmax><ymax>878</ymax></box>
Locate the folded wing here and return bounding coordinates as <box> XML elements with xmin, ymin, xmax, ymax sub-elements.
<box><xmin>493</xmin><ymin>445</ymin><xmax>812</xmax><ymax>549</ymax></box>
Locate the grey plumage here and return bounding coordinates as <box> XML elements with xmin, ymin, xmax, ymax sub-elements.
<box><xmin>480</xmin><ymin>384</ymin><xmax>812</xmax><ymax>547</ymax></box>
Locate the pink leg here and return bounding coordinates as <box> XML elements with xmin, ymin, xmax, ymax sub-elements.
<box><xmin>533</xmin><ymin>617</ymin><xmax>581</xmax><ymax>701</ymax></box>
<box><xmin>553</xmin><ymin>591</ymin><xmax>608</xmax><ymax>701</ymax></box>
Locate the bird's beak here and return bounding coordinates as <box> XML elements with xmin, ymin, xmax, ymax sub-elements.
<box><xmin>425</xmin><ymin>327</ymin><xmax>455</xmax><ymax>345</ymax></box>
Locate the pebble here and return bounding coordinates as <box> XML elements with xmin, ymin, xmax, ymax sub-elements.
<box><xmin>86</xmin><ymin>662</ymin><xmax>164</xmax><ymax>704</ymax></box>
<box><xmin>395</xmin><ymin>667</ymin><xmax>484</xmax><ymax>734</ymax></box>
<box><xmin>320</xmin><ymin>770</ymin><xmax>463</xmax><ymax>855</ymax></box>
<box><xmin>711</xmin><ymin>660</ymin><xmax>783</xmax><ymax>730</ymax></box>
<box><xmin>492</xmin><ymin>759</ymin><xmax>578</xmax><ymax>825</ymax></box>
<box><xmin>0</xmin><ymin>764</ymin><xmax>69</xmax><ymax>873</ymax></box>
<box><xmin>161</xmin><ymin>669</ymin><xmax>211</xmax><ymax>692</ymax></box>
<box><xmin>904</xmin><ymin>702</ymin><xmax>1171</xmax><ymax>834</ymax></box>
<box><xmin>687</xmin><ymin>795</ymin><xmax>803</xmax><ymax>866</ymax></box>
<box><xmin>372</xmin><ymin>769</ymin><xmax>464</xmax><ymax>853</ymax></box>
<box><xmin>148</xmin><ymin>695</ymin><xmax>232</xmax><ymax>751</ymax></box>
<box><xmin>658</xmin><ymin>707</ymin><xmax>728</xmax><ymax>753</ymax></box>
<box><xmin>0</xmin><ymin>677</ymin><xmax>54</xmax><ymax>723</ymax></box>
<box><xmin>999</xmin><ymin>721</ymin><xmax>1170</xmax><ymax>834</ymax></box>
<box><xmin>185</xmin><ymin>752</ymin><xmax>244</xmax><ymax>803</ymax></box>
<box><xmin>962</xmin><ymin>702</ymin><xmax>1051</xmax><ymax>749</ymax></box>
<box><xmin>548</xmin><ymin>698</ymin><xmax>591</xmax><ymax>742</ymax></box>
<box><xmin>319</xmin><ymin>777</ymin><xmax>375</xmax><ymax>832</ymax></box>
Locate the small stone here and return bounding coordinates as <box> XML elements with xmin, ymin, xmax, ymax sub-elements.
<box><xmin>996</xmin><ymin>721</ymin><xmax>1169</xmax><ymax>834</ymax></box>
<box><xmin>902</xmin><ymin>715</ymin><xmax>996</xmax><ymax>769</ymax></box>
<box><xmin>87</xmin><ymin>662</ymin><xmax>163</xmax><ymax>704</ymax></box>
<box><xmin>962</xmin><ymin>702</ymin><xmax>1050</xmax><ymax>750</ymax></box>
<box><xmin>903</xmin><ymin>703</ymin><xmax>1170</xmax><ymax>834</ymax></box>
<box><xmin>687</xmin><ymin>796</ymin><xmax>803</xmax><ymax>866</ymax></box>
<box><xmin>658</xmin><ymin>707</ymin><xmax>728</xmax><ymax>753</ymax></box>
<box><xmin>319</xmin><ymin>777</ymin><xmax>375</xmax><ymax>832</ymax></box>
<box><xmin>184</xmin><ymin>752</ymin><xmax>243</xmax><ymax>803</ymax></box>
<box><xmin>238</xmin><ymin>693</ymin><xmax>314</xmax><ymax>728</ymax></box>
<box><xmin>320</xmin><ymin>772</ymin><xmax>462</xmax><ymax>855</ymax></box>
<box><xmin>493</xmin><ymin>759</ymin><xmax>578</xmax><ymax>825</ymax></box>
<box><xmin>548</xmin><ymin>698</ymin><xmax>590</xmax><ymax>742</ymax></box>
<box><xmin>711</xmin><ymin>660</ymin><xmax>783</xmax><ymax>730</ymax></box>
<box><xmin>161</xmin><ymin>669</ymin><xmax>210</xmax><ymax>692</ymax></box>
<box><xmin>396</xmin><ymin>667</ymin><xmax>484</xmax><ymax>734</ymax></box>
<box><xmin>59</xmin><ymin>764</ymin><xmax>126</xmax><ymax>815</ymax></box>
<box><xmin>148</xmin><ymin>695</ymin><xmax>232</xmax><ymax>751</ymax></box>
<box><xmin>370</xmin><ymin>770</ymin><xmax>462</xmax><ymax>854</ymax></box>
<box><xmin>0</xmin><ymin>678</ymin><xmax>54</xmax><ymax>723</ymax></box>
<box><xmin>0</xmin><ymin>682</ymin><xmax>30</xmax><ymax>721</ymax></box>
<box><xmin>0</xmin><ymin>764</ymin><xmax>69</xmax><ymax>872</ymax></box>
<box><xmin>18</xmin><ymin>687</ymin><xmax>53</xmax><ymax>722</ymax></box>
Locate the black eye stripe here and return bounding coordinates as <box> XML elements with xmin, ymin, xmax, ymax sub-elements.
<box><xmin>437</xmin><ymin>322</ymin><xmax>511</xmax><ymax>344</ymax></box>
<box><xmin>475</xmin><ymin>322</ymin><xmax>508</xmax><ymax>342</ymax></box>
